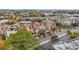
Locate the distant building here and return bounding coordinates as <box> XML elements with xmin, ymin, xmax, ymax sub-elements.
<box><xmin>0</xmin><ymin>19</ymin><xmax>8</xmax><ymax>24</ymax></box>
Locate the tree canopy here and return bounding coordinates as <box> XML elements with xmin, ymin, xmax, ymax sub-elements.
<box><xmin>5</xmin><ymin>29</ymin><xmax>38</xmax><ymax>50</ymax></box>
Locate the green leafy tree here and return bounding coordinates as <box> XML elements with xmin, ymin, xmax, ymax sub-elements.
<box><xmin>5</xmin><ymin>29</ymin><xmax>38</xmax><ymax>50</ymax></box>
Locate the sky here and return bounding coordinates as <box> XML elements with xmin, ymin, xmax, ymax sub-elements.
<box><xmin>0</xmin><ymin>0</ymin><xmax>79</xmax><ymax>9</ymax></box>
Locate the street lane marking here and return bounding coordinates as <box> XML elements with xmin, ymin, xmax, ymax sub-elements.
<box><xmin>58</xmin><ymin>33</ymin><xmax>67</xmax><ymax>38</ymax></box>
<box><xmin>39</xmin><ymin>40</ymin><xmax>50</xmax><ymax>45</ymax></box>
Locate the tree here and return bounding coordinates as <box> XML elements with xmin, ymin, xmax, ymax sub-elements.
<box><xmin>5</xmin><ymin>29</ymin><xmax>38</xmax><ymax>50</ymax></box>
<box><xmin>0</xmin><ymin>40</ymin><xmax>4</xmax><ymax>50</ymax></box>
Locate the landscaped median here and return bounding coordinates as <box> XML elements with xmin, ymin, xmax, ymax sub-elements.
<box><xmin>67</xmin><ymin>30</ymin><xmax>79</xmax><ymax>38</ymax></box>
